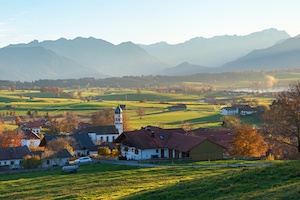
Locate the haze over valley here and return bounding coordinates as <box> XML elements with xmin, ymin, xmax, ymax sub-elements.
<box><xmin>0</xmin><ymin>28</ymin><xmax>299</xmax><ymax>81</ymax></box>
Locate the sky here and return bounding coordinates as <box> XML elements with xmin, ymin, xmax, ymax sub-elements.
<box><xmin>1</xmin><ymin>0</ymin><xmax>300</xmax><ymax>48</ymax></box>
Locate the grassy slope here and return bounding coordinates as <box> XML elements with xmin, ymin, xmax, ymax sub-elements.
<box><xmin>0</xmin><ymin>161</ymin><xmax>299</xmax><ymax>199</ymax></box>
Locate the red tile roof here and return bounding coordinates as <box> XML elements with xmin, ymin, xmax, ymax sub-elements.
<box><xmin>188</xmin><ymin>129</ymin><xmax>232</xmax><ymax>148</ymax></box>
<box><xmin>22</xmin><ymin>120</ymin><xmax>48</xmax><ymax>128</ymax></box>
<box><xmin>22</xmin><ymin>129</ymin><xmax>40</xmax><ymax>140</ymax></box>
<box><xmin>115</xmin><ymin>128</ymin><xmax>220</xmax><ymax>152</ymax></box>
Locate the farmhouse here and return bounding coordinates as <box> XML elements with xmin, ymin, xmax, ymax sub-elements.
<box><xmin>0</xmin><ymin>146</ymin><xmax>31</xmax><ymax>170</ymax></box>
<box><xmin>221</xmin><ymin>107</ymin><xmax>238</xmax><ymax>115</ymax></box>
<box><xmin>221</xmin><ymin>104</ymin><xmax>257</xmax><ymax>115</ymax></box>
<box><xmin>40</xmin><ymin>133</ymin><xmax>98</xmax><ymax>157</ymax></box>
<box><xmin>21</xmin><ymin>120</ymin><xmax>48</xmax><ymax>134</ymax></box>
<box><xmin>79</xmin><ymin>125</ymin><xmax>119</xmax><ymax>143</ymax></box>
<box><xmin>31</xmin><ymin>149</ymin><xmax>72</xmax><ymax>168</ymax></box>
<box><xmin>167</xmin><ymin>104</ymin><xmax>187</xmax><ymax>111</ymax></box>
<box><xmin>20</xmin><ymin>129</ymin><xmax>41</xmax><ymax>148</ymax></box>
<box><xmin>188</xmin><ymin>129</ymin><xmax>232</xmax><ymax>149</ymax></box>
<box><xmin>114</xmin><ymin>127</ymin><xmax>226</xmax><ymax>161</ymax></box>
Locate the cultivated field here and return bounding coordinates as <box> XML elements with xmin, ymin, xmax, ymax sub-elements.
<box><xmin>0</xmin><ymin>89</ymin><xmax>274</xmax><ymax>130</ymax></box>
<box><xmin>0</xmin><ymin>161</ymin><xmax>299</xmax><ymax>199</ymax></box>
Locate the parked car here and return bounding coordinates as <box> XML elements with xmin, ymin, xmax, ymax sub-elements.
<box><xmin>74</xmin><ymin>157</ymin><xmax>92</xmax><ymax>164</ymax></box>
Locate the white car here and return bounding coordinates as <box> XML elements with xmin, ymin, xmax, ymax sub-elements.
<box><xmin>74</xmin><ymin>157</ymin><xmax>92</xmax><ymax>164</ymax></box>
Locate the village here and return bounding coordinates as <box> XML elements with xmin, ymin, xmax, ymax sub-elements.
<box><xmin>0</xmin><ymin>101</ymin><xmax>266</xmax><ymax>172</ymax></box>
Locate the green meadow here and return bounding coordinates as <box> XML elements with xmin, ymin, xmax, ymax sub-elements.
<box><xmin>0</xmin><ymin>89</ymin><xmax>273</xmax><ymax>130</ymax></box>
<box><xmin>0</xmin><ymin>161</ymin><xmax>299</xmax><ymax>199</ymax></box>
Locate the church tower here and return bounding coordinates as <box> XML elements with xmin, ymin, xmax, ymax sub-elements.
<box><xmin>114</xmin><ymin>106</ymin><xmax>123</xmax><ymax>134</ymax></box>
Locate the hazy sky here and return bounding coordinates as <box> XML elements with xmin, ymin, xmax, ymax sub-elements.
<box><xmin>1</xmin><ymin>0</ymin><xmax>300</xmax><ymax>48</ymax></box>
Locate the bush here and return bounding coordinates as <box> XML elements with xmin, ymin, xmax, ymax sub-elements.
<box><xmin>139</xmin><ymin>98</ymin><xmax>147</xmax><ymax>103</ymax></box>
<box><xmin>111</xmin><ymin>149</ymin><xmax>120</xmax><ymax>157</ymax></box>
<box><xmin>98</xmin><ymin>147</ymin><xmax>111</xmax><ymax>156</ymax></box>
<box><xmin>23</xmin><ymin>155</ymin><xmax>42</xmax><ymax>169</ymax></box>
<box><xmin>266</xmin><ymin>154</ymin><xmax>275</xmax><ymax>161</ymax></box>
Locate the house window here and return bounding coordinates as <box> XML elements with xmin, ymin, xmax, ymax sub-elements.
<box><xmin>112</xmin><ymin>136</ymin><xmax>115</xmax><ymax>141</ymax></box>
<box><xmin>11</xmin><ymin>161</ymin><xmax>14</xmax><ymax>165</ymax></box>
<box><xmin>135</xmin><ymin>149</ymin><xmax>139</xmax><ymax>154</ymax></box>
<box><xmin>46</xmin><ymin>160</ymin><xmax>50</xmax><ymax>165</ymax></box>
<box><xmin>100</xmin><ymin>136</ymin><xmax>103</xmax><ymax>141</ymax></box>
<box><xmin>106</xmin><ymin>136</ymin><xmax>109</xmax><ymax>142</ymax></box>
<box><xmin>156</xmin><ymin>149</ymin><xmax>158</xmax><ymax>153</ymax></box>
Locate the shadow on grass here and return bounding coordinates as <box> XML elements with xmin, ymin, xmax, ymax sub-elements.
<box><xmin>165</xmin><ymin>113</ymin><xmax>221</xmax><ymax>126</ymax></box>
<box><xmin>0</xmin><ymin>163</ymin><xmax>140</xmax><ymax>182</ymax></box>
<box><xmin>122</xmin><ymin>162</ymin><xmax>300</xmax><ymax>200</ymax></box>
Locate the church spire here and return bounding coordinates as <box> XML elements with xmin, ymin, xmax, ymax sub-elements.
<box><xmin>114</xmin><ymin>106</ymin><xmax>123</xmax><ymax>134</ymax></box>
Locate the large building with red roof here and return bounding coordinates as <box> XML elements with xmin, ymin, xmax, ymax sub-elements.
<box><xmin>115</xmin><ymin>126</ymin><xmax>227</xmax><ymax>161</ymax></box>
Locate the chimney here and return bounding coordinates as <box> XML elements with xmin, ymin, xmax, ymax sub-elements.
<box><xmin>151</xmin><ymin>131</ymin><xmax>155</xmax><ymax>138</ymax></box>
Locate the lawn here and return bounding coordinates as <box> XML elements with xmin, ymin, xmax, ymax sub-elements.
<box><xmin>0</xmin><ymin>161</ymin><xmax>299</xmax><ymax>199</ymax></box>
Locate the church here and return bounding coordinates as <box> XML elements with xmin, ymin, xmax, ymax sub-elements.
<box><xmin>77</xmin><ymin>106</ymin><xmax>123</xmax><ymax>143</ymax></box>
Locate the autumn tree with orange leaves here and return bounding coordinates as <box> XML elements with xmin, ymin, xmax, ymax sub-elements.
<box><xmin>230</xmin><ymin>124</ymin><xmax>268</xmax><ymax>157</ymax></box>
<box><xmin>0</xmin><ymin>130</ymin><xmax>24</xmax><ymax>148</ymax></box>
<box><xmin>263</xmin><ymin>81</ymin><xmax>300</xmax><ymax>159</ymax></box>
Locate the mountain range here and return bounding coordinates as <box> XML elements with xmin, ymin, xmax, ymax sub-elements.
<box><xmin>0</xmin><ymin>28</ymin><xmax>299</xmax><ymax>81</ymax></box>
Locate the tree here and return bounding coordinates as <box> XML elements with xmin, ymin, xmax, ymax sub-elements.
<box><xmin>263</xmin><ymin>81</ymin><xmax>300</xmax><ymax>159</ymax></box>
<box><xmin>0</xmin><ymin>122</ymin><xmax>3</xmax><ymax>134</ymax></box>
<box><xmin>136</xmin><ymin>107</ymin><xmax>146</xmax><ymax>119</ymax></box>
<box><xmin>46</xmin><ymin>137</ymin><xmax>77</xmax><ymax>155</ymax></box>
<box><xmin>46</xmin><ymin>119</ymin><xmax>60</xmax><ymax>135</ymax></box>
<box><xmin>181</xmin><ymin>122</ymin><xmax>194</xmax><ymax>131</ymax></box>
<box><xmin>26</xmin><ymin>109</ymin><xmax>32</xmax><ymax>117</ymax></box>
<box><xmin>59</xmin><ymin>112</ymin><xmax>79</xmax><ymax>133</ymax></box>
<box><xmin>122</xmin><ymin>112</ymin><xmax>131</xmax><ymax>132</ymax></box>
<box><xmin>91</xmin><ymin>108</ymin><xmax>114</xmax><ymax>126</ymax></box>
<box><xmin>0</xmin><ymin>130</ymin><xmax>24</xmax><ymax>148</ymax></box>
<box><xmin>139</xmin><ymin>98</ymin><xmax>147</xmax><ymax>103</ymax></box>
<box><xmin>230</xmin><ymin>124</ymin><xmax>268</xmax><ymax>157</ymax></box>
<box><xmin>221</xmin><ymin>115</ymin><xmax>241</xmax><ymax>130</ymax></box>
<box><xmin>15</xmin><ymin>116</ymin><xmax>22</xmax><ymax>125</ymax></box>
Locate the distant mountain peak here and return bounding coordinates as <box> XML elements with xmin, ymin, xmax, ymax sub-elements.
<box><xmin>139</xmin><ymin>28</ymin><xmax>291</xmax><ymax>67</ymax></box>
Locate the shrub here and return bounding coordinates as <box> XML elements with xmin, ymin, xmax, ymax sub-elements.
<box><xmin>139</xmin><ymin>98</ymin><xmax>147</xmax><ymax>103</ymax></box>
<box><xmin>111</xmin><ymin>149</ymin><xmax>120</xmax><ymax>157</ymax></box>
<box><xmin>98</xmin><ymin>147</ymin><xmax>111</xmax><ymax>156</ymax></box>
<box><xmin>23</xmin><ymin>155</ymin><xmax>41</xmax><ymax>169</ymax></box>
<box><xmin>266</xmin><ymin>154</ymin><xmax>275</xmax><ymax>161</ymax></box>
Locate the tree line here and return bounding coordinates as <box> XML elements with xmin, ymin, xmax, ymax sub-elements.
<box><xmin>0</xmin><ymin>69</ymin><xmax>297</xmax><ymax>89</ymax></box>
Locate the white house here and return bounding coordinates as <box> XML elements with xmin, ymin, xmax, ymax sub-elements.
<box><xmin>40</xmin><ymin>133</ymin><xmax>98</xmax><ymax>157</ymax></box>
<box><xmin>21</xmin><ymin>129</ymin><xmax>41</xmax><ymax>148</ymax></box>
<box><xmin>32</xmin><ymin>149</ymin><xmax>72</xmax><ymax>168</ymax></box>
<box><xmin>80</xmin><ymin>125</ymin><xmax>120</xmax><ymax>143</ymax></box>
<box><xmin>221</xmin><ymin>104</ymin><xmax>257</xmax><ymax>115</ymax></box>
<box><xmin>21</xmin><ymin>120</ymin><xmax>48</xmax><ymax>134</ymax></box>
<box><xmin>221</xmin><ymin>107</ymin><xmax>238</xmax><ymax>115</ymax></box>
<box><xmin>114</xmin><ymin>127</ymin><xmax>226</xmax><ymax>161</ymax></box>
<box><xmin>0</xmin><ymin>146</ymin><xmax>31</xmax><ymax>170</ymax></box>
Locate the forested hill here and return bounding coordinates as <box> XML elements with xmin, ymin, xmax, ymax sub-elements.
<box><xmin>0</xmin><ymin>69</ymin><xmax>298</xmax><ymax>89</ymax></box>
